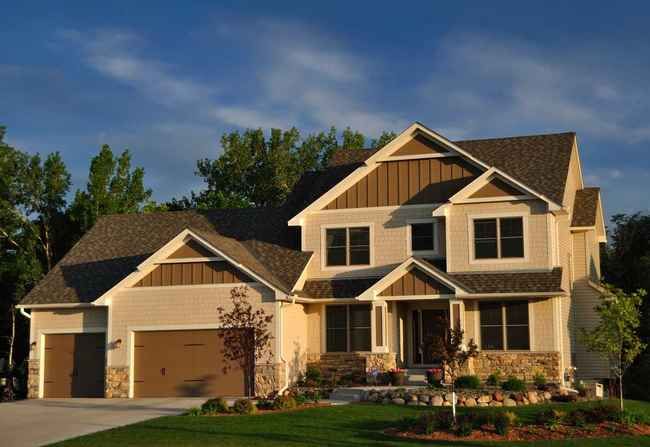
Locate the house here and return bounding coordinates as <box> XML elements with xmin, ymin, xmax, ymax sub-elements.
<box><xmin>17</xmin><ymin>122</ymin><xmax>608</xmax><ymax>399</ymax></box>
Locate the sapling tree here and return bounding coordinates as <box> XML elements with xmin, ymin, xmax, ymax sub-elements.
<box><xmin>580</xmin><ymin>283</ymin><xmax>646</xmax><ymax>411</ymax></box>
<box><xmin>429</xmin><ymin>324</ymin><xmax>478</xmax><ymax>421</ymax></box>
<box><xmin>217</xmin><ymin>286</ymin><xmax>274</xmax><ymax>397</ymax></box>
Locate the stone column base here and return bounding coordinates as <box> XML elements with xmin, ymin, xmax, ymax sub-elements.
<box><xmin>255</xmin><ymin>363</ymin><xmax>286</xmax><ymax>397</ymax></box>
<box><xmin>105</xmin><ymin>366</ymin><xmax>129</xmax><ymax>398</ymax></box>
<box><xmin>27</xmin><ymin>359</ymin><xmax>40</xmax><ymax>399</ymax></box>
<box><xmin>471</xmin><ymin>351</ymin><xmax>561</xmax><ymax>382</ymax></box>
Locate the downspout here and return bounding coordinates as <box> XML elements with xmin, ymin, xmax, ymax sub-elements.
<box><xmin>278</xmin><ymin>301</ymin><xmax>290</xmax><ymax>394</ymax></box>
<box><xmin>19</xmin><ymin>308</ymin><xmax>31</xmax><ymax>320</ymax></box>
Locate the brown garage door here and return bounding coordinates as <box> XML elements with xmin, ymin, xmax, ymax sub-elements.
<box><xmin>43</xmin><ymin>333</ymin><xmax>106</xmax><ymax>398</ymax></box>
<box><xmin>133</xmin><ymin>329</ymin><xmax>246</xmax><ymax>397</ymax></box>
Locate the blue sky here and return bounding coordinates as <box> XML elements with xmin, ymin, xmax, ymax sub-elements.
<box><xmin>2</xmin><ymin>1</ymin><xmax>649</xmax><ymax>219</ymax></box>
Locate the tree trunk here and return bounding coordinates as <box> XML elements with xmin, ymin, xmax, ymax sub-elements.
<box><xmin>8</xmin><ymin>305</ymin><xmax>15</xmax><ymax>371</ymax></box>
<box><xmin>619</xmin><ymin>375</ymin><xmax>624</xmax><ymax>412</ymax></box>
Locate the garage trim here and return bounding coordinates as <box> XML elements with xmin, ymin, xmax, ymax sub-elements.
<box><xmin>38</xmin><ymin>327</ymin><xmax>107</xmax><ymax>399</ymax></box>
<box><xmin>127</xmin><ymin>324</ymin><xmax>223</xmax><ymax>398</ymax></box>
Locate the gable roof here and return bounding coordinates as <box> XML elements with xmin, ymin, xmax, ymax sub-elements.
<box><xmin>295</xmin><ymin>131</ymin><xmax>575</xmax><ymax>217</ymax></box>
<box><xmin>448</xmin><ymin>267</ymin><xmax>564</xmax><ymax>295</ymax></box>
<box><xmin>20</xmin><ymin>209</ymin><xmax>312</xmax><ymax>305</ymax></box>
<box><xmin>571</xmin><ymin>187</ymin><xmax>600</xmax><ymax>227</ymax></box>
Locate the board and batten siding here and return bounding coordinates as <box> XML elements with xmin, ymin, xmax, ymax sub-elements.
<box><xmin>134</xmin><ymin>261</ymin><xmax>252</xmax><ymax>287</ymax></box>
<box><xmin>325</xmin><ymin>157</ymin><xmax>480</xmax><ymax>210</ymax></box>
<box><xmin>379</xmin><ymin>269</ymin><xmax>452</xmax><ymax>296</ymax></box>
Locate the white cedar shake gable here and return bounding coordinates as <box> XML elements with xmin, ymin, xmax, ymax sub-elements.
<box><xmin>288</xmin><ymin>122</ymin><xmax>562</xmax><ymax>226</ymax></box>
<box><xmin>93</xmin><ymin>228</ymin><xmax>284</xmax><ymax>305</ymax></box>
<box><xmin>449</xmin><ymin>168</ymin><xmax>535</xmax><ymax>204</ymax></box>
<box><xmin>357</xmin><ymin>257</ymin><xmax>467</xmax><ymax>301</ymax></box>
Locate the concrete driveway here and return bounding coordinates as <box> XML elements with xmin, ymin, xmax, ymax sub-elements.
<box><xmin>0</xmin><ymin>398</ymin><xmax>205</xmax><ymax>447</ymax></box>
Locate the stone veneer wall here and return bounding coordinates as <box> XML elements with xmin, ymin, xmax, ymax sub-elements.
<box><xmin>255</xmin><ymin>362</ymin><xmax>286</xmax><ymax>396</ymax></box>
<box><xmin>307</xmin><ymin>352</ymin><xmax>397</xmax><ymax>380</ymax></box>
<box><xmin>105</xmin><ymin>366</ymin><xmax>129</xmax><ymax>398</ymax></box>
<box><xmin>471</xmin><ymin>352</ymin><xmax>561</xmax><ymax>382</ymax></box>
<box><xmin>27</xmin><ymin>359</ymin><xmax>39</xmax><ymax>399</ymax></box>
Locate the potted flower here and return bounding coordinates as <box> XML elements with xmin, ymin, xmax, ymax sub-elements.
<box><xmin>426</xmin><ymin>367</ymin><xmax>443</xmax><ymax>387</ymax></box>
<box><xmin>388</xmin><ymin>368</ymin><xmax>406</xmax><ymax>386</ymax></box>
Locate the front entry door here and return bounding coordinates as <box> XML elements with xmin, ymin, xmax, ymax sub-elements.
<box><xmin>412</xmin><ymin>309</ymin><xmax>448</xmax><ymax>366</ymax></box>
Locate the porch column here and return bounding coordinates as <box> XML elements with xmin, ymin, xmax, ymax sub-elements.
<box><xmin>370</xmin><ymin>300</ymin><xmax>388</xmax><ymax>353</ymax></box>
<box><xmin>449</xmin><ymin>299</ymin><xmax>465</xmax><ymax>333</ymax></box>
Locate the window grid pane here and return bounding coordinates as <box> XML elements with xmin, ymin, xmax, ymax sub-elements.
<box><xmin>411</xmin><ymin>222</ymin><xmax>435</xmax><ymax>252</ymax></box>
<box><xmin>474</xmin><ymin>219</ymin><xmax>498</xmax><ymax>259</ymax></box>
<box><xmin>326</xmin><ymin>306</ymin><xmax>348</xmax><ymax>352</ymax></box>
<box><xmin>326</xmin><ymin>229</ymin><xmax>347</xmax><ymax>266</ymax></box>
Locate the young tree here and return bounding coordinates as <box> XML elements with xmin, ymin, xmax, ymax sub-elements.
<box><xmin>371</xmin><ymin>131</ymin><xmax>397</xmax><ymax>149</ymax></box>
<box><xmin>429</xmin><ymin>323</ymin><xmax>479</xmax><ymax>421</ymax></box>
<box><xmin>216</xmin><ymin>286</ymin><xmax>274</xmax><ymax>396</ymax></box>
<box><xmin>580</xmin><ymin>283</ymin><xmax>646</xmax><ymax>411</ymax></box>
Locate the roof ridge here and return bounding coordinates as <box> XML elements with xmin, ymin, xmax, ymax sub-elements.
<box><xmin>455</xmin><ymin>131</ymin><xmax>576</xmax><ymax>144</ymax></box>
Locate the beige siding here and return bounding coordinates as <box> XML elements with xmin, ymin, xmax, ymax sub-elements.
<box><xmin>446</xmin><ymin>200</ymin><xmax>551</xmax><ymax>272</ymax></box>
<box><xmin>29</xmin><ymin>307</ymin><xmax>108</xmax><ymax>360</ymax></box>
<box><xmin>305</xmin><ymin>303</ymin><xmax>323</xmax><ymax>354</ymax></box>
<box><xmin>108</xmin><ymin>284</ymin><xmax>276</xmax><ymax>367</ymax></box>
<box><xmin>562</xmin><ymin>142</ymin><xmax>582</xmax><ymax>209</ymax></box>
<box><xmin>303</xmin><ymin>205</ymin><xmax>444</xmax><ymax>279</ymax></box>
<box><xmin>282</xmin><ymin>302</ymin><xmax>309</xmax><ymax>382</ymax></box>
<box><xmin>571</xmin><ymin>231</ymin><xmax>609</xmax><ymax>378</ymax></box>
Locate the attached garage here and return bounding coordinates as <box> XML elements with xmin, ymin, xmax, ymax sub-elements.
<box><xmin>43</xmin><ymin>333</ymin><xmax>106</xmax><ymax>398</ymax></box>
<box><xmin>133</xmin><ymin>329</ymin><xmax>246</xmax><ymax>397</ymax></box>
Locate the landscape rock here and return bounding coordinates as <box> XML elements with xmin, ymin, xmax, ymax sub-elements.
<box><xmin>431</xmin><ymin>395</ymin><xmax>444</xmax><ymax>406</ymax></box>
<box><xmin>493</xmin><ymin>391</ymin><xmax>504</xmax><ymax>402</ymax></box>
<box><xmin>504</xmin><ymin>398</ymin><xmax>517</xmax><ymax>407</ymax></box>
<box><xmin>465</xmin><ymin>398</ymin><xmax>477</xmax><ymax>407</ymax></box>
<box><xmin>527</xmin><ymin>391</ymin><xmax>538</xmax><ymax>404</ymax></box>
<box><xmin>392</xmin><ymin>398</ymin><xmax>405</xmax><ymax>405</ymax></box>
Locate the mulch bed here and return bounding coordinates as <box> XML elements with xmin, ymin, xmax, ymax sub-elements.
<box><xmin>388</xmin><ymin>422</ymin><xmax>650</xmax><ymax>442</ymax></box>
<box><xmin>202</xmin><ymin>402</ymin><xmax>330</xmax><ymax>416</ymax></box>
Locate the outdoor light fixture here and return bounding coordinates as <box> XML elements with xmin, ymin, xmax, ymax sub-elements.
<box><xmin>30</xmin><ymin>341</ymin><xmax>36</xmax><ymax>350</ymax></box>
<box><xmin>114</xmin><ymin>338</ymin><xmax>122</xmax><ymax>348</ymax></box>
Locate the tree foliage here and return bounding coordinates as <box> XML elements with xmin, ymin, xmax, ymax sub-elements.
<box><xmin>216</xmin><ymin>286</ymin><xmax>274</xmax><ymax>396</ymax></box>
<box><xmin>580</xmin><ymin>283</ymin><xmax>646</xmax><ymax>411</ymax></box>
<box><xmin>69</xmin><ymin>145</ymin><xmax>152</xmax><ymax>237</ymax></box>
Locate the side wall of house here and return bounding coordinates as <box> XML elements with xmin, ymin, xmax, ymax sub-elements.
<box><xmin>281</xmin><ymin>302</ymin><xmax>309</xmax><ymax>384</ymax></box>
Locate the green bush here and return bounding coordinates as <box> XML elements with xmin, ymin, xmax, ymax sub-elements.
<box><xmin>567</xmin><ymin>409</ymin><xmax>589</xmax><ymax>427</ymax></box>
<box><xmin>273</xmin><ymin>394</ymin><xmax>297</xmax><ymax>410</ymax></box>
<box><xmin>551</xmin><ymin>393</ymin><xmax>578</xmax><ymax>403</ymax></box>
<box><xmin>455</xmin><ymin>375</ymin><xmax>481</xmax><ymax>389</ymax></box>
<box><xmin>494</xmin><ymin>411</ymin><xmax>517</xmax><ymax>435</ymax></box>
<box><xmin>535</xmin><ymin>409</ymin><xmax>565</xmax><ymax>430</ymax></box>
<box><xmin>201</xmin><ymin>397</ymin><xmax>229</xmax><ymax>414</ymax></box>
<box><xmin>486</xmin><ymin>370</ymin><xmax>502</xmax><ymax>387</ymax></box>
<box><xmin>575</xmin><ymin>381</ymin><xmax>587</xmax><ymax>397</ymax></box>
<box><xmin>501</xmin><ymin>376</ymin><xmax>526</xmax><ymax>392</ymax></box>
<box><xmin>294</xmin><ymin>393</ymin><xmax>308</xmax><ymax>405</ymax></box>
<box><xmin>305</xmin><ymin>366</ymin><xmax>321</xmax><ymax>384</ymax></box>
<box><xmin>455</xmin><ymin>413</ymin><xmax>474</xmax><ymax>437</ymax></box>
<box><xmin>256</xmin><ymin>399</ymin><xmax>274</xmax><ymax>410</ymax></box>
<box><xmin>617</xmin><ymin>409</ymin><xmax>648</xmax><ymax>426</ymax></box>
<box><xmin>417</xmin><ymin>409</ymin><xmax>455</xmax><ymax>433</ymax></box>
<box><xmin>533</xmin><ymin>373</ymin><xmax>547</xmax><ymax>388</ymax></box>
<box><xmin>586</xmin><ymin>402</ymin><xmax>619</xmax><ymax>423</ymax></box>
<box><xmin>232</xmin><ymin>398</ymin><xmax>257</xmax><ymax>415</ymax></box>
<box><xmin>186</xmin><ymin>407</ymin><xmax>202</xmax><ymax>416</ymax></box>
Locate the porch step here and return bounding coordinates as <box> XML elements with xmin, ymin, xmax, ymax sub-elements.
<box><xmin>405</xmin><ymin>368</ymin><xmax>428</xmax><ymax>386</ymax></box>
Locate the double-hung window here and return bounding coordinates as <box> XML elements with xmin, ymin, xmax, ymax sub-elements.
<box><xmin>473</xmin><ymin>217</ymin><xmax>524</xmax><ymax>260</ymax></box>
<box><xmin>479</xmin><ymin>301</ymin><xmax>530</xmax><ymax>350</ymax></box>
<box><xmin>325</xmin><ymin>227</ymin><xmax>370</xmax><ymax>267</ymax></box>
<box><xmin>409</xmin><ymin>221</ymin><xmax>436</xmax><ymax>255</ymax></box>
<box><xmin>326</xmin><ymin>304</ymin><xmax>371</xmax><ymax>352</ymax></box>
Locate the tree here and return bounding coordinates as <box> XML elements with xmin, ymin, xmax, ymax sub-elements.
<box><xmin>371</xmin><ymin>131</ymin><xmax>397</xmax><ymax>149</ymax></box>
<box><xmin>69</xmin><ymin>145</ymin><xmax>152</xmax><ymax>237</ymax></box>
<box><xmin>580</xmin><ymin>283</ymin><xmax>646</xmax><ymax>411</ymax></box>
<box><xmin>429</xmin><ymin>323</ymin><xmax>479</xmax><ymax>421</ymax></box>
<box><xmin>216</xmin><ymin>286</ymin><xmax>274</xmax><ymax>396</ymax></box>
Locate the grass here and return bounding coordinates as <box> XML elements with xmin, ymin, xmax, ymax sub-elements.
<box><xmin>50</xmin><ymin>399</ymin><xmax>650</xmax><ymax>446</ymax></box>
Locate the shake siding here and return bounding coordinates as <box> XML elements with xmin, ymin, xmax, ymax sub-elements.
<box><xmin>562</xmin><ymin>143</ymin><xmax>581</xmax><ymax>208</ymax></box>
<box><xmin>572</xmin><ymin>231</ymin><xmax>609</xmax><ymax>378</ymax></box>
<box><xmin>446</xmin><ymin>200</ymin><xmax>550</xmax><ymax>273</ymax></box>
<box><xmin>305</xmin><ymin>303</ymin><xmax>323</xmax><ymax>354</ymax></box>
<box><xmin>108</xmin><ymin>284</ymin><xmax>275</xmax><ymax>367</ymax></box>
<box><xmin>282</xmin><ymin>302</ymin><xmax>309</xmax><ymax>382</ymax></box>
<box><xmin>29</xmin><ymin>308</ymin><xmax>108</xmax><ymax>360</ymax></box>
<box><xmin>303</xmin><ymin>206</ymin><xmax>444</xmax><ymax>279</ymax></box>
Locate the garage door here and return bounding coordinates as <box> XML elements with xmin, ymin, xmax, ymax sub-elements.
<box><xmin>133</xmin><ymin>329</ymin><xmax>246</xmax><ymax>397</ymax></box>
<box><xmin>43</xmin><ymin>333</ymin><xmax>106</xmax><ymax>398</ymax></box>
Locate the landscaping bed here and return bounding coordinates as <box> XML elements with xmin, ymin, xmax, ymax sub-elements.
<box><xmin>187</xmin><ymin>389</ymin><xmax>326</xmax><ymax>416</ymax></box>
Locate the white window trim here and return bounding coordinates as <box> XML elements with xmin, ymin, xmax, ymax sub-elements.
<box><xmin>477</xmin><ymin>300</ymin><xmax>533</xmax><ymax>352</ymax></box>
<box><xmin>406</xmin><ymin>218</ymin><xmax>440</xmax><ymax>258</ymax></box>
<box><xmin>320</xmin><ymin>223</ymin><xmax>374</xmax><ymax>272</ymax></box>
<box><xmin>467</xmin><ymin>212</ymin><xmax>529</xmax><ymax>265</ymax></box>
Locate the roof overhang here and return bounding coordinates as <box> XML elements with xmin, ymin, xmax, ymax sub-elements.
<box><xmin>16</xmin><ymin>302</ymin><xmax>99</xmax><ymax>309</ymax></box>
<box><xmin>357</xmin><ymin>257</ymin><xmax>468</xmax><ymax>300</ymax></box>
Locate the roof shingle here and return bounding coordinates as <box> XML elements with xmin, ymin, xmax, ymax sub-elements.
<box><xmin>571</xmin><ymin>188</ymin><xmax>600</xmax><ymax>227</ymax></box>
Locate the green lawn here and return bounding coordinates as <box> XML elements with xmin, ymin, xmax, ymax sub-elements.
<box><xmin>50</xmin><ymin>400</ymin><xmax>650</xmax><ymax>447</ymax></box>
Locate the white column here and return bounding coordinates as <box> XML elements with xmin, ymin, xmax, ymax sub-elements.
<box><xmin>371</xmin><ymin>300</ymin><xmax>389</xmax><ymax>353</ymax></box>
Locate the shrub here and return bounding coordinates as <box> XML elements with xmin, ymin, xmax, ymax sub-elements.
<box><xmin>575</xmin><ymin>381</ymin><xmax>587</xmax><ymax>397</ymax></box>
<box><xmin>305</xmin><ymin>366</ymin><xmax>321</xmax><ymax>384</ymax></box>
<box><xmin>551</xmin><ymin>393</ymin><xmax>578</xmax><ymax>403</ymax></box>
<box><xmin>233</xmin><ymin>398</ymin><xmax>257</xmax><ymax>415</ymax></box>
<box><xmin>501</xmin><ymin>376</ymin><xmax>526</xmax><ymax>392</ymax></box>
<box><xmin>455</xmin><ymin>375</ymin><xmax>481</xmax><ymax>389</ymax></box>
<box><xmin>418</xmin><ymin>409</ymin><xmax>455</xmax><ymax>433</ymax></box>
<box><xmin>201</xmin><ymin>397</ymin><xmax>229</xmax><ymax>414</ymax></box>
<box><xmin>426</xmin><ymin>368</ymin><xmax>444</xmax><ymax>386</ymax></box>
<box><xmin>486</xmin><ymin>370</ymin><xmax>502</xmax><ymax>387</ymax></box>
<box><xmin>455</xmin><ymin>413</ymin><xmax>474</xmax><ymax>437</ymax></box>
<box><xmin>186</xmin><ymin>407</ymin><xmax>202</xmax><ymax>416</ymax></box>
<box><xmin>256</xmin><ymin>399</ymin><xmax>274</xmax><ymax>410</ymax></box>
<box><xmin>535</xmin><ymin>409</ymin><xmax>565</xmax><ymax>430</ymax></box>
<box><xmin>294</xmin><ymin>393</ymin><xmax>308</xmax><ymax>405</ymax></box>
<box><xmin>617</xmin><ymin>409</ymin><xmax>648</xmax><ymax>426</ymax></box>
<box><xmin>273</xmin><ymin>394</ymin><xmax>297</xmax><ymax>410</ymax></box>
<box><xmin>586</xmin><ymin>402</ymin><xmax>620</xmax><ymax>423</ymax></box>
<box><xmin>567</xmin><ymin>409</ymin><xmax>589</xmax><ymax>427</ymax></box>
<box><xmin>304</xmin><ymin>389</ymin><xmax>321</xmax><ymax>403</ymax></box>
<box><xmin>533</xmin><ymin>373</ymin><xmax>547</xmax><ymax>388</ymax></box>
<box><xmin>494</xmin><ymin>411</ymin><xmax>517</xmax><ymax>435</ymax></box>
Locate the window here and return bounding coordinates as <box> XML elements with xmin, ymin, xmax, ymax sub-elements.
<box><xmin>473</xmin><ymin>217</ymin><xmax>524</xmax><ymax>260</ymax></box>
<box><xmin>479</xmin><ymin>301</ymin><xmax>530</xmax><ymax>350</ymax></box>
<box><xmin>325</xmin><ymin>227</ymin><xmax>370</xmax><ymax>267</ymax></box>
<box><xmin>326</xmin><ymin>304</ymin><xmax>371</xmax><ymax>352</ymax></box>
<box><xmin>410</xmin><ymin>221</ymin><xmax>436</xmax><ymax>253</ymax></box>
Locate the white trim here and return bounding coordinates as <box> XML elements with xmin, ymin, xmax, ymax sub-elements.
<box><xmin>458</xmin><ymin>196</ymin><xmax>534</xmax><ymax>204</ymax></box>
<box><xmin>125</xmin><ymin>282</ymin><xmax>262</xmax><ymax>292</ymax></box>
<box><xmin>371</xmin><ymin>300</ymin><xmax>389</xmax><ymax>353</ymax></box>
<box><xmin>449</xmin><ymin>168</ymin><xmax>537</xmax><ymax>205</ymax></box>
<box><xmin>311</xmin><ymin>203</ymin><xmax>441</xmax><ymax>216</ymax></box>
<box><xmin>406</xmin><ymin>218</ymin><xmax>441</xmax><ymax>258</ymax></box>
<box><xmin>291</xmin><ymin>253</ymin><xmax>314</xmax><ymax>292</ymax></box>
<box><xmin>467</xmin><ymin>212</ymin><xmax>529</xmax><ymax>265</ymax></box>
<box><xmin>17</xmin><ymin>303</ymin><xmax>95</xmax><ymax>309</ymax></box>
<box><xmin>375</xmin><ymin>152</ymin><xmax>456</xmax><ymax>162</ymax></box>
<box><xmin>155</xmin><ymin>256</ymin><xmax>224</xmax><ymax>264</ymax></box>
<box><xmin>38</xmin><ymin>327</ymin><xmax>107</xmax><ymax>399</ymax></box>
<box><xmin>376</xmin><ymin>294</ymin><xmax>456</xmax><ymax>302</ymax></box>
<box><xmin>320</xmin><ymin>223</ymin><xmax>375</xmax><ymax>272</ymax></box>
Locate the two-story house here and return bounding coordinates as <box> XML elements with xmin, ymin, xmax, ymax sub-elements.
<box><xmin>18</xmin><ymin>122</ymin><xmax>607</xmax><ymax>398</ymax></box>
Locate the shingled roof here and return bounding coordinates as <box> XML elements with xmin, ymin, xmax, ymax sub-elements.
<box><xmin>297</xmin><ymin>277</ymin><xmax>383</xmax><ymax>299</ymax></box>
<box><xmin>448</xmin><ymin>268</ymin><xmax>564</xmax><ymax>295</ymax></box>
<box><xmin>20</xmin><ymin>209</ymin><xmax>312</xmax><ymax>305</ymax></box>
<box><xmin>571</xmin><ymin>187</ymin><xmax>600</xmax><ymax>227</ymax></box>
<box><xmin>310</xmin><ymin>132</ymin><xmax>576</xmax><ymax>208</ymax></box>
